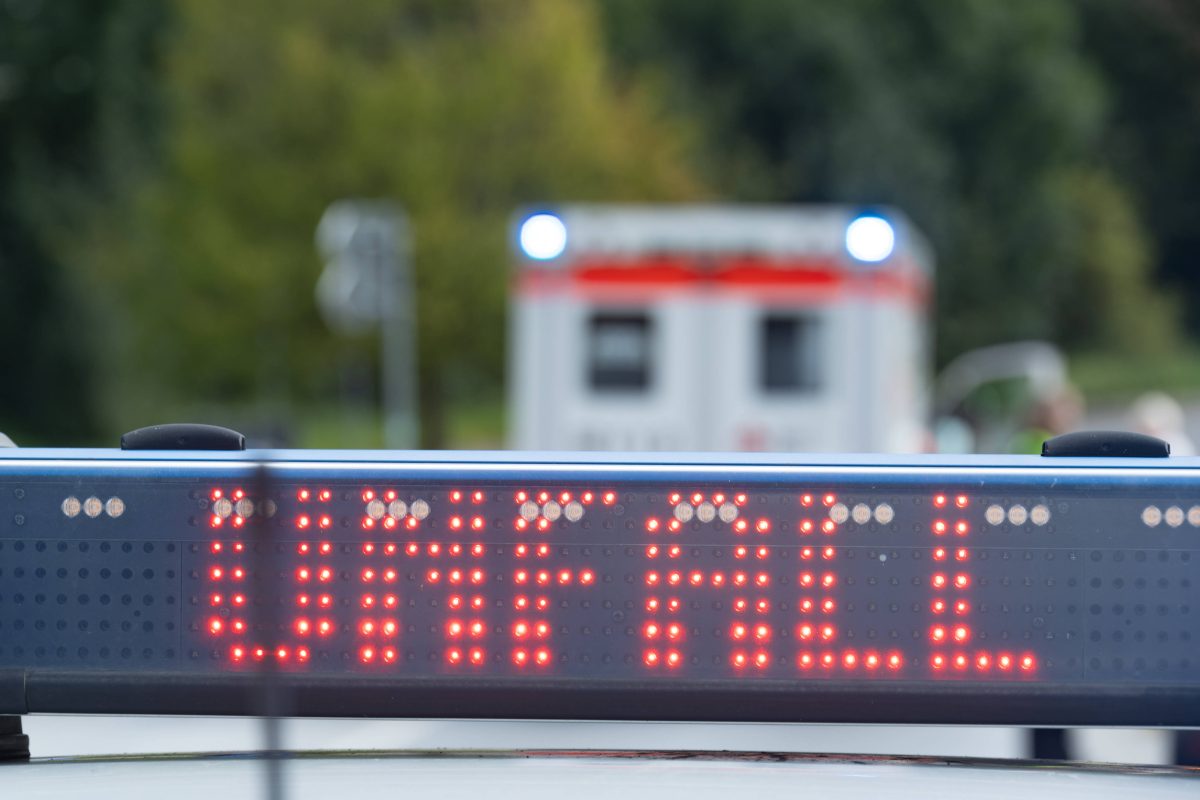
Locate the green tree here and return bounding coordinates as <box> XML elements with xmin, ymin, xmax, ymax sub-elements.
<box><xmin>0</xmin><ymin>0</ymin><xmax>166</xmax><ymax>444</ymax></box>
<box><xmin>603</xmin><ymin>0</ymin><xmax>1177</xmax><ymax>360</ymax></box>
<box><xmin>87</xmin><ymin>0</ymin><xmax>700</xmax><ymax>445</ymax></box>
<box><xmin>1078</xmin><ymin>0</ymin><xmax>1200</xmax><ymax>335</ymax></box>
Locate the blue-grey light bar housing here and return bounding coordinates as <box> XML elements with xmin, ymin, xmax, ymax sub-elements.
<box><xmin>0</xmin><ymin>448</ymin><xmax>1197</xmax><ymax>727</ymax></box>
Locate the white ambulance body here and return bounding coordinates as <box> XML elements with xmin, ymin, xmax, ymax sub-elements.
<box><xmin>509</xmin><ymin>205</ymin><xmax>933</xmax><ymax>453</ymax></box>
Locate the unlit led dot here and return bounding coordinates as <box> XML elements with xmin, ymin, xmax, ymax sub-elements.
<box><xmin>61</xmin><ymin>496</ymin><xmax>82</xmax><ymax>518</ymax></box>
<box><xmin>105</xmin><ymin>497</ymin><xmax>126</xmax><ymax>518</ymax></box>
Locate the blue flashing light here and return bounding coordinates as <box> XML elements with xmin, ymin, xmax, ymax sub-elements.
<box><xmin>845</xmin><ymin>214</ymin><xmax>896</xmax><ymax>263</ymax></box>
<box><xmin>519</xmin><ymin>213</ymin><xmax>568</xmax><ymax>260</ymax></box>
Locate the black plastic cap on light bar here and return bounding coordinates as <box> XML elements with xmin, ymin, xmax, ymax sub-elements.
<box><xmin>1041</xmin><ymin>430</ymin><xmax>1170</xmax><ymax>458</ymax></box>
<box><xmin>120</xmin><ymin>423</ymin><xmax>246</xmax><ymax>451</ymax></box>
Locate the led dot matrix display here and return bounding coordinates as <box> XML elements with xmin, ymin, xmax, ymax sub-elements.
<box><xmin>1</xmin><ymin>452</ymin><xmax>1197</xmax><ymax>723</ymax></box>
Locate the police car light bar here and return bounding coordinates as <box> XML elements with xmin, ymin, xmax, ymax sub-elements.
<box><xmin>0</xmin><ymin>446</ymin><xmax>1197</xmax><ymax>726</ymax></box>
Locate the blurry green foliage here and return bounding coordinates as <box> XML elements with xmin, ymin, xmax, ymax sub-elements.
<box><xmin>1079</xmin><ymin>0</ymin><xmax>1200</xmax><ymax>336</ymax></box>
<box><xmin>5</xmin><ymin>0</ymin><xmax>1200</xmax><ymax>447</ymax></box>
<box><xmin>0</xmin><ymin>0</ymin><xmax>165</xmax><ymax>444</ymax></box>
<box><xmin>602</xmin><ymin>0</ymin><xmax>1181</xmax><ymax>361</ymax></box>
<box><xmin>83</xmin><ymin>0</ymin><xmax>699</xmax><ymax>445</ymax></box>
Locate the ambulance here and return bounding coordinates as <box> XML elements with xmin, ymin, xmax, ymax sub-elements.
<box><xmin>508</xmin><ymin>205</ymin><xmax>933</xmax><ymax>452</ymax></box>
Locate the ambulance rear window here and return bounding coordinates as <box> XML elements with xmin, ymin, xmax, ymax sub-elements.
<box><xmin>589</xmin><ymin>313</ymin><xmax>652</xmax><ymax>390</ymax></box>
<box><xmin>761</xmin><ymin>315</ymin><xmax>820</xmax><ymax>392</ymax></box>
